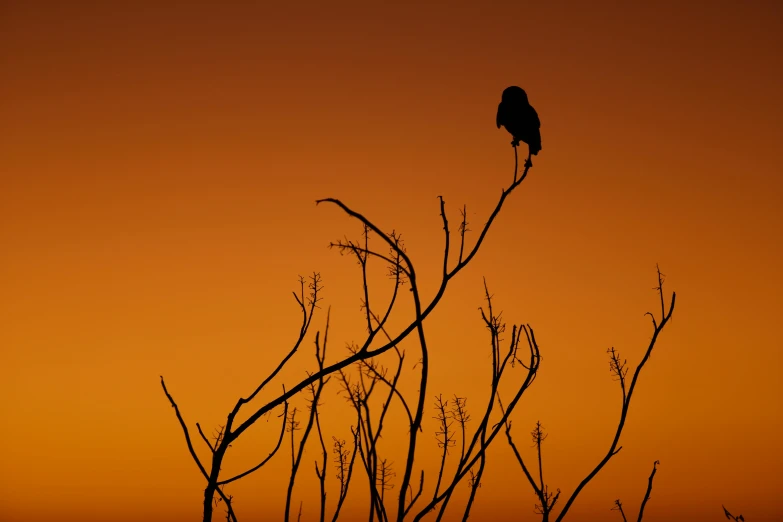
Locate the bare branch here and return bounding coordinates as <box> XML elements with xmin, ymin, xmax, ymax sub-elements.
<box><xmin>439</xmin><ymin>195</ymin><xmax>450</xmax><ymax>279</ymax></box>
<box><xmin>160</xmin><ymin>376</ymin><xmax>210</xmax><ymax>482</ymax></box>
<box><xmin>458</xmin><ymin>204</ymin><xmax>469</xmax><ymax>264</ymax></box>
<box><xmin>461</xmin><ymin>429</ymin><xmax>486</xmax><ymax>522</ymax></box>
<box><xmin>611</xmin><ymin>460</ymin><xmax>659</xmax><ymax>522</ymax></box>
<box><xmin>432</xmin><ymin>394</ymin><xmax>455</xmax><ymax>500</ymax></box>
<box><xmin>451</xmin><ymin>396</ymin><xmax>470</xmax><ymax>462</ymax></box>
<box><xmin>285</xmin><ymin>320</ymin><xmax>331</xmax><ymax>522</ymax></box>
<box><xmin>218</xmin><ymin>399</ymin><xmax>289</xmax><ymax>485</ymax></box>
<box><xmin>330</xmin><ymin>426</ymin><xmax>360</xmax><ymax>522</ymax></box>
<box><xmin>403</xmin><ymin>470</ymin><xmax>425</xmax><ymax>518</ymax></box>
<box><xmin>501</xmin><ymin>416</ymin><xmax>540</xmax><ymax>505</ymax></box>
<box><xmin>236</xmin><ymin>274</ymin><xmax>322</xmax><ymax>409</ymax></box>
<box><xmin>611</xmin><ymin>499</ymin><xmax>629</xmax><ymax>522</ymax></box>
<box><xmin>637</xmin><ymin>460</ymin><xmax>659</xmax><ymax>522</ymax></box>
<box><xmin>197</xmin><ymin>423</ymin><xmax>215</xmax><ymax>453</ymax></box>
<box><xmin>554</xmin><ymin>271</ymin><xmax>676</xmax><ymax>522</ymax></box>
<box><xmin>608</xmin><ymin>347</ymin><xmax>628</xmax><ymax>403</ymax></box>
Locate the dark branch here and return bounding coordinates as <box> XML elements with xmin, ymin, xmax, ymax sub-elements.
<box><xmin>554</xmin><ymin>271</ymin><xmax>676</xmax><ymax>522</ymax></box>
<box><xmin>636</xmin><ymin>460</ymin><xmax>659</xmax><ymax>522</ymax></box>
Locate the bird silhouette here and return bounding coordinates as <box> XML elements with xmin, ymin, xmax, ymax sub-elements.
<box><xmin>496</xmin><ymin>86</ymin><xmax>542</xmax><ymax>166</ymax></box>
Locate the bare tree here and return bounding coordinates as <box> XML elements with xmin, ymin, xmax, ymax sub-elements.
<box><xmin>161</xmin><ymin>143</ymin><xmax>537</xmax><ymax>521</ymax></box>
<box><xmin>161</xmin><ymin>133</ymin><xmax>684</xmax><ymax>521</ymax></box>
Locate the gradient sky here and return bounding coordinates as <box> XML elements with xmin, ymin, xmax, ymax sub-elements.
<box><xmin>1</xmin><ymin>1</ymin><xmax>781</xmax><ymax>521</ymax></box>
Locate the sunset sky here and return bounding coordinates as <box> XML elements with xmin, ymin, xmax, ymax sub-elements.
<box><xmin>1</xmin><ymin>1</ymin><xmax>781</xmax><ymax>521</ymax></box>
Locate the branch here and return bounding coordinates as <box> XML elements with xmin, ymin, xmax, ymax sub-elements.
<box><xmin>611</xmin><ymin>500</ymin><xmax>628</xmax><ymax>522</ymax></box>
<box><xmin>636</xmin><ymin>460</ymin><xmax>659</xmax><ymax>522</ymax></box>
<box><xmin>395</xmin><ymin>234</ymin><xmax>429</xmax><ymax>522</ymax></box>
<box><xmin>502</xmin><ymin>417</ymin><xmax>540</xmax><ymax>506</ymax></box>
<box><xmin>460</xmin><ymin>427</ymin><xmax>486</xmax><ymax>522</ymax></box>
<box><xmin>554</xmin><ymin>271</ymin><xmax>676</xmax><ymax>522</ymax></box>
<box><xmin>285</xmin><ymin>324</ymin><xmax>331</xmax><ymax>522</ymax></box>
<box><xmin>403</xmin><ymin>470</ymin><xmax>425</xmax><ymax>518</ymax></box>
<box><xmin>160</xmin><ymin>376</ymin><xmax>210</xmax><ymax>482</ymax></box>
<box><xmin>330</xmin><ymin>427</ymin><xmax>360</xmax><ymax>522</ymax></box>
<box><xmin>314</xmin><ymin>418</ymin><xmax>328</xmax><ymax>522</ymax></box>
<box><xmin>197</xmin><ymin>423</ymin><xmax>215</xmax><ymax>453</ymax></box>
<box><xmin>214</xmin><ymin>487</ymin><xmax>237</xmax><ymax>522</ymax></box>
<box><xmin>235</xmin><ymin>274</ymin><xmax>322</xmax><ymax>411</ymax></box>
<box><xmin>432</xmin><ymin>394</ymin><xmax>455</xmax><ymax>501</ymax></box>
<box><xmin>217</xmin><ymin>398</ymin><xmax>289</xmax><ymax>485</ymax></box>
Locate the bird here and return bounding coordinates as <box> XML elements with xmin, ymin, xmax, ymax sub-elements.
<box><xmin>496</xmin><ymin>86</ymin><xmax>542</xmax><ymax>165</ymax></box>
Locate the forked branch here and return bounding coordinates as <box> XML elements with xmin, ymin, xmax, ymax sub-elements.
<box><xmin>554</xmin><ymin>268</ymin><xmax>676</xmax><ymax>522</ymax></box>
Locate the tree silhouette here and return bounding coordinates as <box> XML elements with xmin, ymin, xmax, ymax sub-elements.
<box><xmin>161</xmin><ymin>142</ymin><xmax>678</xmax><ymax>521</ymax></box>
<box><xmin>161</xmin><ymin>142</ymin><xmax>543</xmax><ymax>521</ymax></box>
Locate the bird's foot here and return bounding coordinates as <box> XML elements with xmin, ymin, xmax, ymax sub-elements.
<box><xmin>511</xmin><ymin>139</ymin><xmax>520</xmax><ymax>147</ymax></box>
<box><xmin>524</xmin><ymin>158</ymin><xmax>533</xmax><ymax>168</ymax></box>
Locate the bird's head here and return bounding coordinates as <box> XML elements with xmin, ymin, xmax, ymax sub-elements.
<box><xmin>501</xmin><ymin>86</ymin><xmax>528</xmax><ymax>103</ymax></box>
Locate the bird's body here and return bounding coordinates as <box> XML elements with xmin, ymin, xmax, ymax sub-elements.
<box><xmin>496</xmin><ymin>86</ymin><xmax>542</xmax><ymax>158</ymax></box>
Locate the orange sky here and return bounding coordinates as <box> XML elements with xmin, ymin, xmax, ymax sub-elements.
<box><xmin>1</xmin><ymin>1</ymin><xmax>781</xmax><ymax>521</ymax></box>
